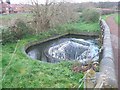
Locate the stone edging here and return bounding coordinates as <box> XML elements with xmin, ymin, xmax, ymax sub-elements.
<box><xmin>24</xmin><ymin>32</ymin><xmax>99</xmax><ymax>53</ymax></box>
<box><xmin>23</xmin><ymin>32</ymin><xmax>99</xmax><ymax>63</ymax></box>
<box><xmin>95</xmin><ymin>19</ymin><xmax>118</xmax><ymax>88</ymax></box>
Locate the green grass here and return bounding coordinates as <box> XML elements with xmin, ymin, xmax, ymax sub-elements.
<box><xmin>2</xmin><ymin>36</ymin><xmax>84</xmax><ymax>88</ymax></box>
<box><xmin>0</xmin><ymin>13</ymin><xmax>33</xmax><ymax>27</ymax></box>
<box><xmin>114</xmin><ymin>13</ymin><xmax>120</xmax><ymax>25</ymax></box>
<box><xmin>0</xmin><ymin>13</ymin><xmax>33</xmax><ymax>21</ymax></box>
<box><xmin>62</xmin><ymin>21</ymin><xmax>100</xmax><ymax>32</ymax></box>
<box><xmin>1</xmin><ymin>17</ymin><xmax>100</xmax><ymax>88</ymax></box>
<box><xmin>101</xmin><ymin>14</ymin><xmax>114</xmax><ymax>20</ymax></box>
<box><xmin>102</xmin><ymin>13</ymin><xmax>120</xmax><ymax>25</ymax></box>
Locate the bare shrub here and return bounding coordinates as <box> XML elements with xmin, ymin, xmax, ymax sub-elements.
<box><xmin>30</xmin><ymin>0</ymin><xmax>79</xmax><ymax>34</ymax></box>
<box><xmin>82</xmin><ymin>9</ymin><xmax>100</xmax><ymax>23</ymax></box>
<box><xmin>2</xmin><ymin>19</ymin><xmax>32</xmax><ymax>44</ymax></box>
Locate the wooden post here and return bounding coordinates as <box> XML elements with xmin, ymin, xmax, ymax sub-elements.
<box><xmin>84</xmin><ymin>69</ymin><xmax>96</xmax><ymax>89</ymax></box>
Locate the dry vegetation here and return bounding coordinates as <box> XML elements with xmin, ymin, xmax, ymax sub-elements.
<box><xmin>31</xmin><ymin>0</ymin><xmax>79</xmax><ymax>33</ymax></box>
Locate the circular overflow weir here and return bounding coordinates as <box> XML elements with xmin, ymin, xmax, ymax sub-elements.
<box><xmin>25</xmin><ymin>33</ymin><xmax>100</xmax><ymax>65</ymax></box>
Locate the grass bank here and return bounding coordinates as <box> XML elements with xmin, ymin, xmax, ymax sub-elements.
<box><xmin>101</xmin><ymin>14</ymin><xmax>114</xmax><ymax>20</ymax></box>
<box><xmin>1</xmin><ymin>15</ymin><xmax>100</xmax><ymax>88</ymax></box>
<box><xmin>0</xmin><ymin>13</ymin><xmax>33</xmax><ymax>21</ymax></box>
<box><xmin>114</xmin><ymin>13</ymin><xmax>120</xmax><ymax>25</ymax></box>
<box><xmin>0</xmin><ymin>13</ymin><xmax>33</xmax><ymax>27</ymax></box>
<box><xmin>101</xmin><ymin>13</ymin><xmax>120</xmax><ymax>25</ymax></box>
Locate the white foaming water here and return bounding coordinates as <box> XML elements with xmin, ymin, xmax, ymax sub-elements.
<box><xmin>48</xmin><ymin>38</ymin><xmax>99</xmax><ymax>64</ymax></box>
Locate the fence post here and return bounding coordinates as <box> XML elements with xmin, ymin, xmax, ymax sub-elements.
<box><xmin>84</xmin><ymin>69</ymin><xmax>96</xmax><ymax>89</ymax></box>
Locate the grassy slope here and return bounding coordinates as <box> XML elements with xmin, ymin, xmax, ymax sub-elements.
<box><xmin>114</xmin><ymin>13</ymin><xmax>120</xmax><ymax>25</ymax></box>
<box><xmin>1</xmin><ymin>14</ymin><xmax>100</xmax><ymax>88</ymax></box>
<box><xmin>102</xmin><ymin>13</ymin><xmax>120</xmax><ymax>25</ymax></box>
<box><xmin>2</xmin><ymin>43</ymin><xmax>83</xmax><ymax>88</ymax></box>
<box><xmin>61</xmin><ymin>21</ymin><xmax>100</xmax><ymax>32</ymax></box>
<box><xmin>2</xmin><ymin>33</ymin><xmax>84</xmax><ymax>88</ymax></box>
<box><xmin>0</xmin><ymin>13</ymin><xmax>33</xmax><ymax>28</ymax></box>
<box><xmin>0</xmin><ymin>13</ymin><xmax>33</xmax><ymax>20</ymax></box>
<box><xmin>102</xmin><ymin>14</ymin><xmax>114</xmax><ymax>20</ymax></box>
<box><xmin>102</xmin><ymin>13</ymin><xmax>119</xmax><ymax>23</ymax></box>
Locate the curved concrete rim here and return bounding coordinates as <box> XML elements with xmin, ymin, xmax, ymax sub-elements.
<box><xmin>23</xmin><ymin>32</ymin><xmax>99</xmax><ymax>62</ymax></box>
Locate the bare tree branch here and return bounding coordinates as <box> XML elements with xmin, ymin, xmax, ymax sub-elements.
<box><xmin>30</xmin><ymin>0</ymin><xmax>79</xmax><ymax>34</ymax></box>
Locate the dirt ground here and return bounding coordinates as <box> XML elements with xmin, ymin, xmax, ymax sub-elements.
<box><xmin>106</xmin><ymin>15</ymin><xmax>120</xmax><ymax>89</ymax></box>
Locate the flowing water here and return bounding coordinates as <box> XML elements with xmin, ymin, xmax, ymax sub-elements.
<box><xmin>26</xmin><ymin>34</ymin><xmax>99</xmax><ymax>64</ymax></box>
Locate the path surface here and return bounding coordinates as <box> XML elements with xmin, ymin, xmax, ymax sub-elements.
<box><xmin>106</xmin><ymin>15</ymin><xmax>120</xmax><ymax>89</ymax></box>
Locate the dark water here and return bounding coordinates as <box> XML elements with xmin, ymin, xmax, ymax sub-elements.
<box><xmin>26</xmin><ymin>34</ymin><xmax>99</xmax><ymax>64</ymax></box>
